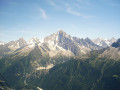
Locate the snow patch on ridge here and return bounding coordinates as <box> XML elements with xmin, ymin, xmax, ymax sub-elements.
<box><xmin>0</xmin><ymin>42</ymin><xmax>5</xmax><ymax>45</ymax></box>
<box><xmin>40</xmin><ymin>38</ymin><xmax>44</xmax><ymax>43</ymax></box>
<box><xmin>36</xmin><ymin>64</ymin><xmax>54</xmax><ymax>70</ymax></box>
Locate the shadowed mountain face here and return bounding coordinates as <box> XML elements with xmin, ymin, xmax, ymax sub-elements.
<box><xmin>112</xmin><ymin>39</ymin><xmax>120</xmax><ymax>48</ymax></box>
<box><xmin>86</xmin><ymin>38</ymin><xmax>120</xmax><ymax>60</ymax></box>
<box><xmin>39</xmin><ymin>59</ymin><xmax>120</xmax><ymax>90</ymax></box>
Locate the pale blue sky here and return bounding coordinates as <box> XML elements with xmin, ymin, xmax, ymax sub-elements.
<box><xmin>0</xmin><ymin>0</ymin><xmax>120</xmax><ymax>42</ymax></box>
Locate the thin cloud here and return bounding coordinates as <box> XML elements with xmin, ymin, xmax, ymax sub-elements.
<box><xmin>60</xmin><ymin>1</ymin><xmax>94</xmax><ymax>18</ymax></box>
<box><xmin>67</xmin><ymin>7</ymin><xmax>93</xmax><ymax>18</ymax></box>
<box><xmin>47</xmin><ymin>0</ymin><xmax>56</xmax><ymax>7</ymax></box>
<box><xmin>60</xmin><ymin>1</ymin><xmax>81</xmax><ymax>16</ymax></box>
<box><xmin>47</xmin><ymin>0</ymin><xmax>61</xmax><ymax>9</ymax></box>
<box><xmin>39</xmin><ymin>8</ymin><xmax>48</xmax><ymax>19</ymax></box>
<box><xmin>67</xmin><ymin>8</ymin><xmax>81</xmax><ymax>16</ymax></box>
<box><xmin>60</xmin><ymin>1</ymin><xmax>69</xmax><ymax>7</ymax></box>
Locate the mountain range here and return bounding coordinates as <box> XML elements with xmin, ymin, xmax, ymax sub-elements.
<box><xmin>92</xmin><ymin>37</ymin><xmax>116</xmax><ymax>47</ymax></box>
<box><xmin>0</xmin><ymin>30</ymin><xmax>117</xmax><ymax>58</ymax></box>
<box><xmin>0</xmin><ymin>30</ymin><xmax>119</xmax><ymax>90</ymax></box>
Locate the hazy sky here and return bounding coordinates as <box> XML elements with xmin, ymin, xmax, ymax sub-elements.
<box><xmin>0</xmin><ymin>0</ymin><xmax>120</xmax><ymax>42</ymax></box>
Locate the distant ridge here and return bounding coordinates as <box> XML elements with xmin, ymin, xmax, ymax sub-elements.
<box><xmin>0</xmin><ymin>30</ymin><xmax>117</xmax><ymax>57</ymax></box>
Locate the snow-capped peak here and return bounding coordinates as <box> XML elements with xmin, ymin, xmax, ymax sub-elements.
<box><xmin>39</xmin><ymin>38</ymin><xmax>44</xmax><ymax>43</ymax></box>
<box><xmin>92</xmin><ymin>37</ymin><xmax>117</xmax><ymax>47</ymax></box>
<box><xmin>28</xmin><ymin>37</ymin><xmax>40</xmax><ymax>44</ymax></box>
<box><xmin>0</xmin><ymin>41</ymin><xmax>5</xmax><ymax>45</ymax></box>
<box><xmin>57</xmin><ymin>30</ymin><xmax>66</xmax><ymax>34</ymax></box>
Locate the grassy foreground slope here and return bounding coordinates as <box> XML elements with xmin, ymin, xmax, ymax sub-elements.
<box><xmin>40</xmin><ymin>58</ymin><xmax>120</xmax><ymax>90</ymax></box>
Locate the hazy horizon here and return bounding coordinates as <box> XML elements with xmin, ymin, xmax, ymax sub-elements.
<box><xmin>0</xmin><ymin>0</ymin><xmax>120</xmax><ymax>42</ymax></box>
<box><xmin>0</xmin><ymin>30</ymin><xmax>118</xmax><ymax>43</ymax></box>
